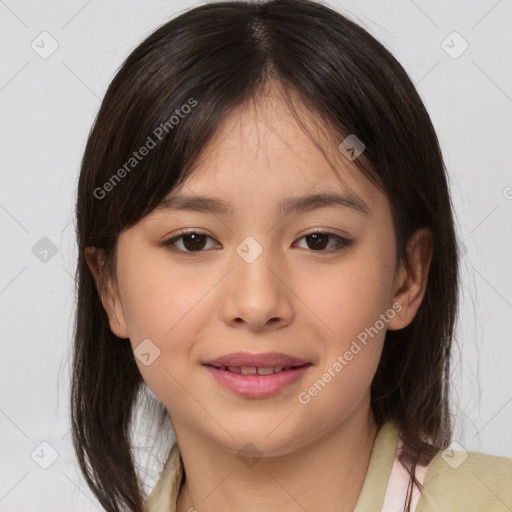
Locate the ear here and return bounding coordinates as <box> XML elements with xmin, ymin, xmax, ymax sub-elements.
<box><xmin>84</xmin><ymin>246</ymin><xmax>130</xmax><ymax>339</ymax></box>
<box><xmin>387</xmin><ymin>228</ymin><xmax>433</xmax><ymax>331</ymax></box>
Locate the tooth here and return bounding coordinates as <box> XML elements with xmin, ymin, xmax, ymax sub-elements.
<box><xmin>227</xmin><ymin>366</ymin><xmax>241</xmax><ymax>374</ymax></box>
<box><xmin>240</xmin><ymin>366</ymin><xmax>257</xmax><ymax>375</ymax></box>
<box><xmin>274</xmin><ymin>366</ymin><xmax>284</xmax><ymax>372</ymax></box>
<box><xmin>257</xmin><ymin>367</ymin><xmax>275</xmax><ymax>376</ymax></box>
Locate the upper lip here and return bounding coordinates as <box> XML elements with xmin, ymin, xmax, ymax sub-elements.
<box><xmin>203</xmin><ymin>352</ymin><xmax>311</xmax><ymax>368</ymax></box>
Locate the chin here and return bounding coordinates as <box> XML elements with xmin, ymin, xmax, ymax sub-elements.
<box><xmin>213</xmin><ymin>421</ymin><xmax>313</xmax><ymax>458</ymax></box>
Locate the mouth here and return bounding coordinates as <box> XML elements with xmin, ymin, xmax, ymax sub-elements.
<box><xmin>202</xmin><ymin>351</ymin><xmax>311</xmax><ymax>369</ymax></box>
<box><xmin>202</xmin><ymin>352</ymin><xmax>313</xmax><ymax>398</ymax></box>
<box><xmin>204</xmin><ymin>364</ymin><xmax>311</xmax><ymax>376</ymax></box>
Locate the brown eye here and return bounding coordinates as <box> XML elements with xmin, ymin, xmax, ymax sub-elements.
<box><xmin>180</xmin><ymin>233</ymin><xmax>208</xmax><ymax>251</ymax></box>
<box><xmin>162</xmin><ymin>231</ymin><xmax>218</xmax><ymax>253</ymax></box>
<box><xmin>306</xmin><ymin>232</ymin><xmax>329</xmax><ymax>250</ymax></box>
<box><xmin>294</xmin><ymin>232</ymin><xmax>352</xmax><ymax>252</ymax></box>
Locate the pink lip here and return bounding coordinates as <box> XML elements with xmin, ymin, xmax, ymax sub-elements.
<box><xmin>203</xmin><ymin>351</ymin><xmax>310</xmax><ymax>368</ymax></box>
<box><xmin>204</xmin><ymin>365</ymin><xmax>312</xmax><ymax>398</ymax></box>
<box><xmin>202</xmin><ymin>352</ymin><xmax>313</xmax><ymax>398</ymax></box>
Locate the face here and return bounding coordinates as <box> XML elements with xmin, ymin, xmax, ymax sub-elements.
<box><xmin>91</xmin><ymin>87</ymin><xmax>425</xmax><ymax>457</ymax></box>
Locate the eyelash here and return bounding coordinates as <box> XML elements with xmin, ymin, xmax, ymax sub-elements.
<box><xmin>161</xmin><ymin>229</ymin><xmax>353</xmax><ymax>255</ymax></box>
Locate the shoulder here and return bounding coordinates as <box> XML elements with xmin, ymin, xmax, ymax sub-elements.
<box><xmin>417</xmin><ymin>448</ymin><xmax>512</xmax><ymax>512</ymax></box>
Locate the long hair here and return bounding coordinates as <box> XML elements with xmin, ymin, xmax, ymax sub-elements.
<box><xmin>71</xmin><ymin>1</ymin><xmax>460</xmax><ymax>510</ymax></box>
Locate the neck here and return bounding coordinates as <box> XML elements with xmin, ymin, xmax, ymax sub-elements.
<box><xmin>174</xmin><ymin>399</ymin><xmax>379</xmax><ymax>512</ymax></box>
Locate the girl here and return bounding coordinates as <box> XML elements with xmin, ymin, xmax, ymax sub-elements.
<box><xmin>71</xmin><ymin>1</ymin><xmax>512</xmax><ymax>511</ymax></box>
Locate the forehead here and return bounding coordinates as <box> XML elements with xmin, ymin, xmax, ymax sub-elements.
<box><xmin>159</xmin><ymin>87</ymin><xmax>387</xmax><ymax>218</ymax></box>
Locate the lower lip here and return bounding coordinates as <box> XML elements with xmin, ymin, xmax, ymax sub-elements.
<box><xmin>204</xmin><ymin>364</ymin><xmax>312</xmax><ymax>398</ymax></box>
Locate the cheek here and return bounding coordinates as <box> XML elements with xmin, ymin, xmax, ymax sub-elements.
<box><xmin>118</xmin><ymin>246</ymin><xmax>213</xmax><ymax>341</ymax></box>
<box><xmin>295</xmin><ymin>241</ymin><xmax>395</xmax><ymax>414</ymax></box>
<box><xmin>294</xmin><ymin>258</ymin><xmax>391</xmax><ymax>421</ymax></box>
<box><xmin>302</xmin><ymin>249</ymin><xmax>394</xmax><ymax>347</ymax></box>
<box><xmin>115</xmin><ymin>247</ymin><xmax>219</xmax><ymax>398</ymax></box>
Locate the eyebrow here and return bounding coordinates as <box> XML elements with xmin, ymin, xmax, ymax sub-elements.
<box><xmin>155</xmin><ymin>191</ymin><xmax>370</xmax><ymax>216</ymax></box>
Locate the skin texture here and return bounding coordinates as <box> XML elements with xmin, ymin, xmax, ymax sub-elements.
<box><xmin>86</xmin><ymin>85</ymin><xmax>433</xmax><ymax>512</ymax></box>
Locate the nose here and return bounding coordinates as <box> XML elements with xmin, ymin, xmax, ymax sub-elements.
<box><xmin>220</xmin><ymin>239</ymin><xmax>294</xmax><ymax>332</ymax></box>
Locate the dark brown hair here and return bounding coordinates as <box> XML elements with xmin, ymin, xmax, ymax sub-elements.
<box><xmin>71</xmin><ymin>1</ymin><xmax>460</xmax><ymax>510</ymax></box>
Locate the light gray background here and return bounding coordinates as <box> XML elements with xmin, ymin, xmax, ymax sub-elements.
<box><xmin>1</xmin><ymin>0</ymin><xmax>511</xmax><ymax>510</ymax></box>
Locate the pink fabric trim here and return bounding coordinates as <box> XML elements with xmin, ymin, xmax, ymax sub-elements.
<box><xmin>381</xmin><ymin>438</ymin><xmax>429</xmax><ymax>512</ymax></box>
